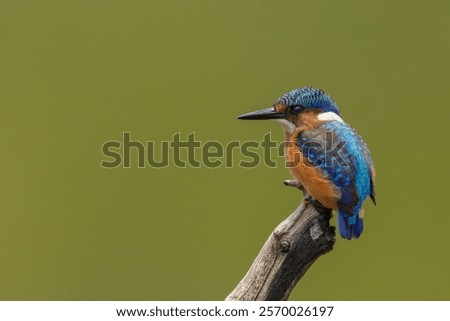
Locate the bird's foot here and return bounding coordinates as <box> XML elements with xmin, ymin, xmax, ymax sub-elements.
<box><xmin>283</xmin><ymin>179</ymin><xmax>303</xmax><ymax>190</ymax></box>
<box><xmin>303</xmin><ymin>194</ymin><xmax>314</xmax><ymax>204</ymax></box>
<box><xmin>283</xmin><ymin>179</ymin><xmax>319</xmax><ymax>207</ymax></box>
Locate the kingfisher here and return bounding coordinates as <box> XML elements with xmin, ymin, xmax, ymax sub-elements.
<box><xmin>238</xmin><ymin>87</ymin><xmax>376</xmax><ymax>240</ymax></box>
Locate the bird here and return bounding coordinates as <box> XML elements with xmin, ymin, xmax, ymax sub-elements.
<box><xmin>238</xmin><ymin>87</ymin><xmax>376</xmax><ymax>240</ymax></box>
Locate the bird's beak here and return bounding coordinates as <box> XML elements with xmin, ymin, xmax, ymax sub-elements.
<box><xmin>237</xmin><ymin>107</ymin><xmax>285</xmax><ymax>120</ymax></box>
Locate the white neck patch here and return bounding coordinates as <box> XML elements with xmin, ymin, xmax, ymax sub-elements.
<box><xmin>277</xmin><ymin>119</ymin><xmax>296</xmax><ymax>134</ymax></box>
<box><xmin>317</xmin><ymin>112</ymin><xmax>344</xmax><ymax>123</ymax></box>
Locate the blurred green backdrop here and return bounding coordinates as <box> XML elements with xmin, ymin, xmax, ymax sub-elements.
<box><xmin>1</xmin><ymin>0</ymin><xmax>449</xmax><ymax>300</ymax></box>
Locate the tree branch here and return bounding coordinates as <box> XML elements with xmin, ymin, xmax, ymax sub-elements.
<box><xmin>226</xmin><ymin>199</ymin><xmax>335</xmax><ymax>301</ymax></box>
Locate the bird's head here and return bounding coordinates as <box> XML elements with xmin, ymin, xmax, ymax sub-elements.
<box><xmin>238</xmin><ymin>87</ymin><xmax>340</xmax><ymax>132</ymax></box>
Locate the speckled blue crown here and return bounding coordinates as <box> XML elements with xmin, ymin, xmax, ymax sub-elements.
<box><xmin>274</xmin><ymin>87</ymin><xmax>340</xmax><ymax>115</ymax></box>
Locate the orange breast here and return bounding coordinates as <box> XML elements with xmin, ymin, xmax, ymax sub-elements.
<box><xmin>285</xmin><ymin>131</ymin><xmax>340</xmax><ymax>210</ymax></box>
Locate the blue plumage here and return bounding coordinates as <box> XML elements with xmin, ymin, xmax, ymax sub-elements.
<box><xmin>274</xmin><ymin>87</ymin><xmax>340</xmax><ymax>115</ymax></box>
<box><xmin>296</xmin><ymin>120</ymin><xmax>374</xmax><ymax>239</ymax></box>
<box><xmin>338</xmin><ymin>209</ymin><xmax>363</xmax><ymax>239</ymax></box>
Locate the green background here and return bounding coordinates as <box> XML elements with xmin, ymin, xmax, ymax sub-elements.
<box><xmin>1</xmin><ymin>0</ymin><xmax>449</xmax><ymax>300</ymax></box>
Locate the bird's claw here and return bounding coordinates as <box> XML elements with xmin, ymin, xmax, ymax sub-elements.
<box><xmin>283</xmin><ymin>179</ymin><xmax>303</xmax><ymax>190</ymax></box>
<box><xmin>283</xmin><ymin>179</ymin><xmax>315</xmax><ymax>205</ymax></box>
<box><xmin>303</xmin><ymin>194</ymin><xmax>314</xmax><ymax>203</ymax></box>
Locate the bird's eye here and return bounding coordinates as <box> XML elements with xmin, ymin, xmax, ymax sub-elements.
<box><xmin>290</xmin><ymin>106</ymin><xmax>303</xmax><ymax>114</ymax></box>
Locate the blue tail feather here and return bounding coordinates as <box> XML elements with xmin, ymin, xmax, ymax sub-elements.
<box><xmin>338</xmin><ymin>210</ymin><xmax>363</xmax><ymax>240</ymax></box>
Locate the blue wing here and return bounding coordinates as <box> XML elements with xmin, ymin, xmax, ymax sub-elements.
<box><xmin>296</xmin><ymin>120</ymin><xmax>374</xmax><ymax>239</ymax></box>
<box><xmin>354</xmin><ymin>131</ymin><xmax>376</xmax><ymax>205</ymax></box>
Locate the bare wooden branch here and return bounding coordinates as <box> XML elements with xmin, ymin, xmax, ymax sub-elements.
<box><xmin>226</xmin><ymin>199</ymin><xmax>335</xmax><ymax>301</ymax></box>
